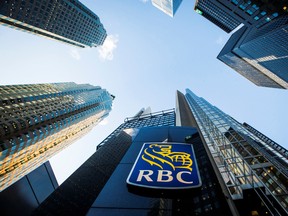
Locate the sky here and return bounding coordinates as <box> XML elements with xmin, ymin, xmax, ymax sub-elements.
<box><xmin>1</xmin><ymin>0</ymin><xmax>287</xmax><ymax>185</ymax></box>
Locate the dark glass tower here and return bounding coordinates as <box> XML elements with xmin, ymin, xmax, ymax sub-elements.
<box><xmin>0</xmin><ymin>161</ymin><xmax>58</xmax><ymax>216</ymax></box>
<box><xmin>194</xmin><ymin>1</ymin><xmax>288</xmax><ymax>89</ymax></box>
<box><xmin>185</xmin><ymin>88</ymin><xmax>288</xmax><ymax>215</ymax></box>
<box><xmin>194</xmin><ymin>0</ymin><xmax>281</xmax><ymax>32</ymax></box>
<box><xmin>217</xmin><ymin>16</ymin><xmax>288</xmax><ymax>89</ymax></box>
<box><xmin>0</xmin><ymin>82</ymin><xmax>113</xmax><ymax>191</ymax></box>
<box><xmin>0</xmin><ymin>0</ymin><xmax>107</xmax><ymax>48</ymax></box>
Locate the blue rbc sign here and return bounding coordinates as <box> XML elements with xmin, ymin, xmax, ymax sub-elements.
<box><xmin>127</xmin><ymin>143</ymin><xmax>202</xmax><ymax>189</ymax></box>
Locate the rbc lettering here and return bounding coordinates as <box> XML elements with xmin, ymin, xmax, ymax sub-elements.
<box><xmin>136</xmin><ymin>170</ymin><xmax>193</xmax><ymax>184</ymax></box>
<box><xmin>127</xmin><ymin>143</ymin><xmax>201</xmax><ymax>189</ymax></box>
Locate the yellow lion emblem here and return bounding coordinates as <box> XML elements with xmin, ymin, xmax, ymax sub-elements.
<box><xmin>141</xmin><ymin>144</ymin><xmax>193</xmax><ymax>171</ymax></box>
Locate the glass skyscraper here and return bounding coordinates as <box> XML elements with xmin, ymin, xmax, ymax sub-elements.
<box><xmin>185</xmin><ymin>88</ymin><xmax>288</xmax><ymax>215</ymax></box>
<box><xmin>194</xmin><ymin>0</ymin><xmax>281</xmax><ymax>33</ymax></box>
<box><xmin>152</xmin><ymin>0</ymin><xmax>183</xmax><ymax>17</ymax></box>
<box><xmin>194</xmin><ymin>1</ymin><xmax>288</xmax><ymax>89</ymax></box>
<box><xmin>0</xmin><ymin>82</ymin><xmax>113</xmax><ymax>191</ymax></box>
<box><xmin>0</xmin><ymin>0</ymin><xmax>107</xmax><ymax>48</ymax></box>
<box><xmin>194</xmin><ymin>0</ymin><xmax>241</xmax><ymax>33</ymax></box>
<box><xmin>218</xmin><ymin>16</ymin><xmax>288</xmax><ymax>89</ymax></box>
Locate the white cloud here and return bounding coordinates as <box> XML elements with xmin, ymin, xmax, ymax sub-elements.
<box><xmin>140</xmin><ymin>0</ymin><xmax>149</xmax><ymax>3</ymax></box>
<box><xmin>216</xmin><ymin>36</ymin><xmax>224</xmax><ymax>45</ymax></box>
<box><xmin>69</xmin><ymin>49</ymin><xmax>81</xmax><ymax>60</ymax></box>
<box><xmin>98</xmin><ymin>35</ymin><xmax>119</xmax><ymax>61</ymax></box>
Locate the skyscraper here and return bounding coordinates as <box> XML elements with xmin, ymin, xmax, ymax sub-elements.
<box><xmin>152</xmin><ymin>0</ymin><xmax>183</xmax><ymax>17</ymax></box>
<box><xmin>33</xmin><ymin>90</ymin><xmax>288</xmax><ymax>216</ymax></box>
<box><xmin>0</xmin><ymin>82</ymin><xmax>114</xmax><ymax>191</ymax></box>
<box><xmin>0</xmin><ymin>0</ymin><xmax>107</xmax><ymax>48</ymax></box>
<box><xmin>185</xmin><ymin>88</ymin><xmax>288</xmax><ymax>215</ymax></box>
<box><xmin>194</xmin><ymin>0</ymin><xmax>281</xmax><ymax>33</ymax></box>
<box><xmin>194</xmin><ymin>1</ymin><xmax>288</xmax><ymax>89</ymax></box>
<box><xmin>218</xmin><ymin>16</ymin><xmax>288</xmax><ymax>89</ymax></box>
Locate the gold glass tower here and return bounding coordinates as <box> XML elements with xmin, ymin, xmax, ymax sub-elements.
<box><xmin>0</xmin><ymin>82</ymin><xmax>114</xmax><ymax>191</ymax></box>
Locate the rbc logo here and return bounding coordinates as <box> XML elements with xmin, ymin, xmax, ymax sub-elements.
<box><xmin>127</xmin><ymin>143</ymin><xmax>202</xmax><ymax>189</ymax></box>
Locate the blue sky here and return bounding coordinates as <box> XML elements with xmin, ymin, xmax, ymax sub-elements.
<box><xmin>1</xmin><ymin>0</ymin><xmax>287</xmax><ymax>184</ymax></box>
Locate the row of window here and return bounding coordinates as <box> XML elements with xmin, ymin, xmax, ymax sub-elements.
<box><xmin>198</xmin><ymin>1</ymin><xmax>241</xmax><ymax>31</ymax></box>
<box><xmin>230</xmin><ymin>0</ymin><xmax>279</xmax><ymax>26</ymax></box>
<box><xmin>0</xmin><ymin>101</ymin><xmax>107</xmax><ymax>153</ymax></box>
<box><xmin>1</xmin><ymin>0</ymin><xmax>106</xmax><ymax>46</ymax></box>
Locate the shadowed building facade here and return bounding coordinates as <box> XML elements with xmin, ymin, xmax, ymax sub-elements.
<box><xmin>0</xmin><ymin>161</ymin><xmax>58</xmax><ymax>216</ymax></box>
<box><xmin>218</xmin><ymin>16</ymin><xmax>288</xmax><ymax>89</ymax></box>
<box><xmin>194</xmin><ymin>0</ymin><xmax>282</xmax><ymax>32</ymax></box>
<box><xmin>194</xmin><ymin>1</ymin><xmax>288</xmax><ymax>89</ymax></box>
<box><xmin>0</xmin><ymin>82</ymin><xmax>113</xmax><ymax>191</ymax></box>
<box><xmin>0</xmin><ymin>0</ymin><xmax>107</xmax><ymax>47</ymax></box>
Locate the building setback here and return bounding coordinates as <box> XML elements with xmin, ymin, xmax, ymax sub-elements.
<box><xmin>0</xmin><ymin>0</ymin><xmax>107</xmax><ymax>48</ymax></box>
<box><xmin>33</xmin><ymin>89</ymin><xmax>288</xmax><ymax>215</ymax></box>
<box><xmin>0</xmin><ymin>82</ymin><xmax>114</xmax><ymax>191</ymax></box>
<box><xmin>152</xmin><ymin>0</ymin><xmax>183</xmax><ymax>17</ymax></box>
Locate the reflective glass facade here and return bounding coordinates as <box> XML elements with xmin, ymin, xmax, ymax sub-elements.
<box><xmin>235</xmin><ymin>18</ymin><xmax>288</xmax><ymax>87</ymax></box>
<box><xmin>0</xmin><ymin>0</ymin><xmax>107</xmax><ymax>48</ymax></box>
<box><xmin>152</xmin><ymin>0</ymin><xmax>182</xmax><ymax>17</ymax></box>
<box><xmin>194</xmin><ymin>0</ymin><xmax>280</xmax><ymax>32</ymax></box>
<box><xmin>218</xmin><ymin>16</ymin><xmax>288</xmax><ymax>89</ymax></box>
<box><xmin>185</xmin><ymin>88</ymin><xmax>288</xmax><ymax>215</ymax></box>
<box><xmin>0</xmin><ymin>82</ymin><xmax>113</xmax><ymax>191</ymax></box>
<box><xmin>97</xmin><ymin>108</ymin><xmax>175</xmax><ymax>149</ymax></box>
<box><xmin>195</xmin><ymin>1</ymin><xmax>288</xmax><ymax>89</ymax></box>
<box><xmin>195</xmin><ymin>0</ymin><xmax>241</xmax><ymax>33</ymax></box>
